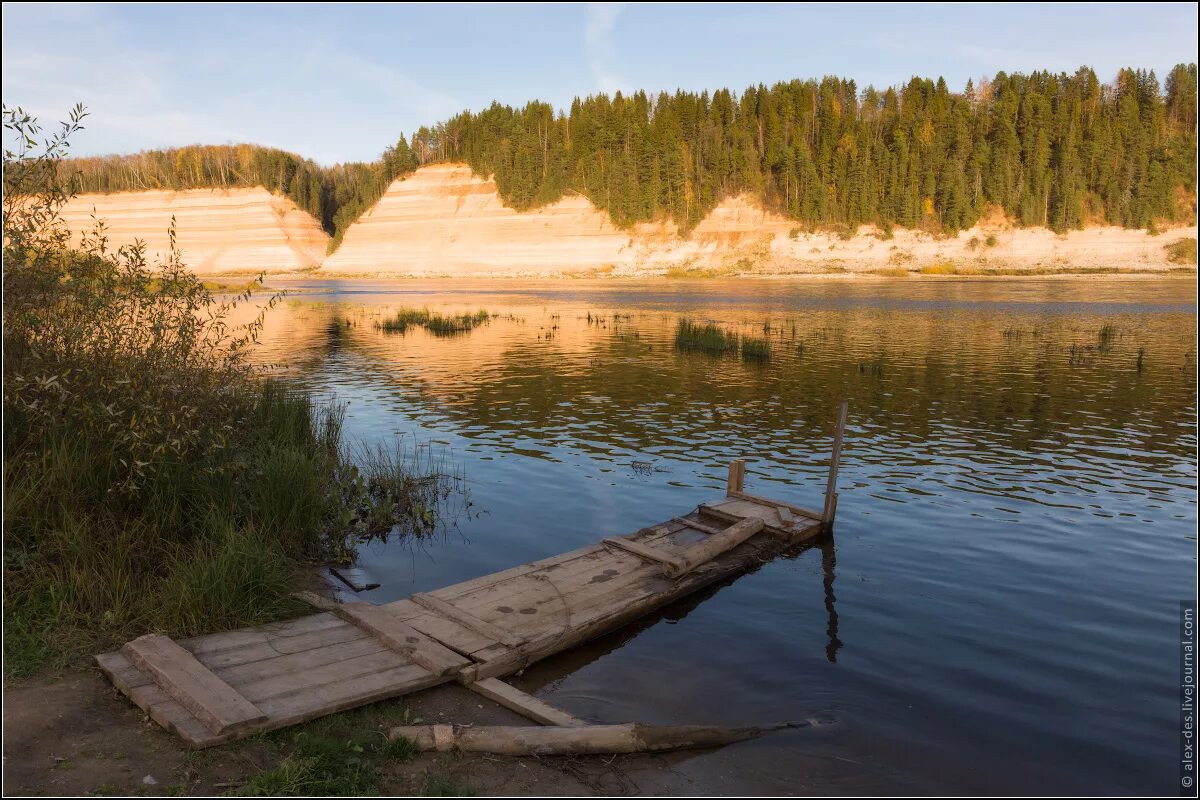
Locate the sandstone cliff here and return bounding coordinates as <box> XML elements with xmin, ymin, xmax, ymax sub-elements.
<box><xmin>59</xmin><ymin>187</ymin><xmax>329</xmax><ymax>274</ymax></box>
<box><xmin>59</xmin><ymin>166</ymin><xmax>1195</xmax><ymax>277</ymax></box>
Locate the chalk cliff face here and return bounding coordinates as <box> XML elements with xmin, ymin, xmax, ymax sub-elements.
<box><xmin>58</xmin><ymin>167</ymin><xmax>1195</xmax><ymax>277</ymax></box>
<box><xmin>59</xmin><ymin>188</ymin><xmax>328</xmax><ymax>274</ymax></box>
<box><xmin>320</xmin><ymin>164</ymin><xmax>640</xmax><ymax>276</ymax></box>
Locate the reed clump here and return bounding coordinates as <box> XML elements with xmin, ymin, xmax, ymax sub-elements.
<box><xmin>674</xmin><ymin>319</ymin><xmax>740</xmax><ymax>355</ymax></box>
<box><xmin>377</xmin><ymin>308</ymin><xmax>490</xmax><ymax>335</ymax></box>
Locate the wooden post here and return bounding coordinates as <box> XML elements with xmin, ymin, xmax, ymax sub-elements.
<box><xmin>726</xmin><ymin>459</ymin><xmax>745</xmax><ymax>495</ymax></box>
<box><xmin>821</xmin><ymin>402</ymin><xmax>848</xmax><ymax>530</ymax></box>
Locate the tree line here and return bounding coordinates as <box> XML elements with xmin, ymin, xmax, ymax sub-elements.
<box><xmin>67</xmin><ymin>64</ymin><xmax>1197</xmax><ymax>247</ymax></box>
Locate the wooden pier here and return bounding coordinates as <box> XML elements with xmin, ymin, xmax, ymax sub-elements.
<box><xmin>96</xmin><ymin>404</ymin><xmax>849</xmax><ymax>748</ymax></box>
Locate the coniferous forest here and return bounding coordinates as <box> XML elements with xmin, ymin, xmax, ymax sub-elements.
<box><xmin>69</xmin><ymin>65</ymin><xmax>1197</xmax><ymax>249</ymax></box>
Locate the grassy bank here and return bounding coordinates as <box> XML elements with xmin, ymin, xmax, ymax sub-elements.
<box><xmin>2</xmin><ymin>106</ymin><xmax>464</xmax><ymax>678</ymax></box>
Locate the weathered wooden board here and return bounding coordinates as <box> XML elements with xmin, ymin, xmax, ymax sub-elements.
<box><xmin>336</xmin><ymin>602</ymin><xmax>470</xmax><ymax>677</ymax></box>
<box><xmin>466</xmin><ymin>677</ymin><xmax>585</xmax><ymax>726</ymax></box>
<box><xmin>122</xmin><ymin>634</ymin><xmax>265</xmax><ymax>736</ymax></box>
<box><xmin>411</xmin><ymin>592</ymin><xmax>523</xmax><ymax>647</ymax></box>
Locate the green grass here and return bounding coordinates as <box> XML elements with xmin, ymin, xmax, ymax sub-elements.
<box><xmin>377</xmin><ymin>308</ymin><xmax>491</xmax><ymax>336</ymax></box>
<box><xmin>674</xmin><ymin>318</ymin><xmax>740</xmax><ymax>356</ymax></box>
<box><xmin>741</xmin><ymin>337</ymin><xmax>771</xmax><ymax>362</ymax></box>
<box><xmin>230</xmin><ymin>700</ymin><xmax>422</xmax><ymax>796</ymax></box>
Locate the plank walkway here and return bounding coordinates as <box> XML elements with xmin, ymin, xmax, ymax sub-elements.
<box><xmin>95</xmin><ymin>405</ymin><xmax>847</xmax><ymax>748</ymax></box>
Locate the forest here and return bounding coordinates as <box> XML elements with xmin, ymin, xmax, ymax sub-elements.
<box><xmin>68</xmin><ymin>64</ymin><xmax>1197</xmax><ymax>249</ymax></box>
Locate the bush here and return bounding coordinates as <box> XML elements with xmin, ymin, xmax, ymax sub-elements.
<box><xmin>2</xmin><ymin>106</ymin><xmax>465</xmax><ymax>676</ymax></box>
<box><xmin>1165</xmin><ymin>237</ymin><xmax>1197</xmax><ymax>265</ymax></box>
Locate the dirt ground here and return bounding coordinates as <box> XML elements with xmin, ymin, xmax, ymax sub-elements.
<box><xmin>3</xmin><ymin>666</ymin><xmax>713</xmax><ymax>796</ymax></box>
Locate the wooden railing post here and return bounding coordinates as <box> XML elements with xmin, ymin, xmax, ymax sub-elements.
<box><xmin>821</xmin><ymin>401</ymin><xmax>848</xmax><ymax>530</ymax></box>
<box><xmin>726</xmin><ymin>459</ymin><xmax>745</xmax><ymax>495</ymax></box>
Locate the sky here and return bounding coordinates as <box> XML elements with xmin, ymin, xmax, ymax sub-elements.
<box><xmin>2</xmin><ymin>2</ymin><xmax>1197</xmax><ymax>165</ymax></box>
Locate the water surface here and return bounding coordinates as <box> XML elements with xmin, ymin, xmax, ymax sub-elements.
<box><xmin>250</xmin><ymin>277</ymin><xmax>1196</xmax><ymax>795</ymax></box>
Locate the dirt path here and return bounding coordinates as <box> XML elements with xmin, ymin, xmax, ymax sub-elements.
<box><xmin>3</xmin><ymin>667</ymin><xmax>699</xmax><ymax>796</ymax></box>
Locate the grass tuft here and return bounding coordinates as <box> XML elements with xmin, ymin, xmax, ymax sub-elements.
<box><xmin>674</xmin><ymin>318</ymin><xmax>739</xmax><ymax>355</ymax></box>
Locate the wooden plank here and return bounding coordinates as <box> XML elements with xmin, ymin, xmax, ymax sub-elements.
<box><xmin>823</xmin><ymin>400</ymin><xmax>848</xmax><ymax>525</ymax></box>
<box><xmin>96</xmin><ymin>652</ymin><xmax>220</xmax><ymax>747</ymax></box>
<box><xmin>466</xmin><ymin>678</ymin><xmax>585</xmax><ymax>726</ymax></box>
<box><xmin>671</xmin><ymin>516</ymin><xmax>724</xmax><ymax>535</ymax></box>
<box><xmin>122</xmin><ymin>634</ymin><xmax>266</xmax><ymax>736</ymax></box>
<box><xmin>727</xmin><ymin>490</ymin><xmax>824</xmax><ymax>521</ymax></box>
<box><xmin>213</xmin><ymin>636</ymin><xmax>387</xmax><ymax>687</ymax></box>
<box><xmin>601</xmin><ymin>537</ymin><xmax>686</xmax><ymax>572</ymax></box>
<box><xmin>776</xmin><ymin>506</ymin><xmax>794</xmax><ymax>526</ymax></box>
<box><xmin>411</xmin><ymin>592</ymin><xmax>522</xmax><ymax>647</ymax></box>
<box><xmin>665</xmin><ymin>517</ymin><xmax>764</xmax><ymax>577</ymax></box>
<box><xmin>700</xmin><ymin>502</ymin><xmax>823</xmax><ymax>543</ymax></box>
<box><xmin>383</xmin><ymin>599</ymin><xmax>499</xmax><ymax>656</ymax></box>
<box><xmin>336</xmin><ymin>602</ymin><xmax>471</xmax><ymax>677</ymax></box>
<box><xmin>179</xmin><ymin>613</ymin><xmax>343</xmax><ymax>657</ymax></box>
<box><xmin>197</xmin><ymin>624</ymin><xmax>369</xmax><ymax>671</ymax></box>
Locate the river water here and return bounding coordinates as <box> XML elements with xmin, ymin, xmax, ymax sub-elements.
<box><xmin>248</xmin><ymin>277</ymin><xmax>1196</xmax><ymax>795</ymax></box>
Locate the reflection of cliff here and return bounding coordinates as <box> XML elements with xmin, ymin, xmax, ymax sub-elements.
<box><xmin>59</xmin><ymin>188</ymin><xmax>329</xmax><ymax>274</ymax></box>
<box><xmin>242</xmin><ymin>289</ymin><xmax>1196</xmax><ymax>472</ymax></box>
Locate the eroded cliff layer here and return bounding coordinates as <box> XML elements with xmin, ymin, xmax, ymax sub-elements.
<box><xmin>59</xmin><ymin>188</ymin><xmax>329</xmax><ymax>274</ymax></box>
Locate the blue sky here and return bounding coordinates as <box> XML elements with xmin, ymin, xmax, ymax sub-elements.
<box><xmin>3</xmin><ymin>2</ymin><xmax>1196</xmax><ymax>165</ymax></box>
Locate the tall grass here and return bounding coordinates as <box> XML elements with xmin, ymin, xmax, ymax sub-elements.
<box><xmin>741</xmin><ymin>337</ymin><xmax>771</xmax><ymax>362</ymax></box>
<box><xmin>3</xmin><ymin>106</ymin><xmax>466</xmax><ymax>677</ymax></box>
<box><xmin>674</xmin><ymin>319</ymin><xmax>739</xmax><ymax>355</ymax></box>
<box><xmin>376</xmin><ymin>307</ymin><xmax>490</xmax><ymax>336</ymax></box>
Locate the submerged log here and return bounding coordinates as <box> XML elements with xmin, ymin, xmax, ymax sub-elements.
<box><xmin>389</xmin><ymin>720</ymin><xmax>816</xmax><ymax>755</ymax></box>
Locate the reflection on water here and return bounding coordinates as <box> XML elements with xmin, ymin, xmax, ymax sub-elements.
<box><xmin>244</xmin><ymin>277</ymin><xmax>1194</xmax><ymax>795</ymax></box>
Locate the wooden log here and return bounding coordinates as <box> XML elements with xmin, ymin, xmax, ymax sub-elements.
<box><xmin>390</xmin><ymin>721</ymin><xmax>812</xmax><ymax>755</ymax></box>
<box><xmin>410</xmin><ymin>592</ymin><xmax>522</xmax><ymax>647</ymax></box>
<box><xmin>726</xmin><ymin>459</ymin><xmax>745</xmax><ymax>495</ymax></box>
<box><xmin>122</xmin><ymin>634</ymin><xmax>266</xmax><ymax>736</ymax></box>
<box><xmin>664</xmin><ymin>517</ymin><xmax>764</xmax><ymax>578</ymax></box>
<box><xmin>466</xmin><ymin>678</ymin><xmax>585</xmax><ymax>726</ymax></box>
<box><xmin>822</xmin><ymin>401</ymin><xmax>849</xmax><ymax>526</ymax></box>
<box><xmin>334</xmin><ymin>602</ymin><xmax>470</xmax><ymax>677</ymax></box>
<box><xmin>601</xmin><ymin>537</ymin><xmax>685</xmax><ymax>572</ymax></box>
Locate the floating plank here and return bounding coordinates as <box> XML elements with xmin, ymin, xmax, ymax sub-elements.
<box><xmin>411</xmin><ymin>592</ymin><xmax>522</xmax><ymax>647</ymax></box>
<box><xmin>121</xmin><ymin>634</ymin><xmax>266</xmax><ymax>736</ymax></box>
<box><xmin>665</xmin><ymin>517</ymin><xmax>764</xmax><ymax>578</ymax></box>
<box><xmin>602</xmin><ymin>537</ymin><xmax>686</xmax><ymax>572</ymax></box>
<box><xmin>466</xmin><ymin>678</ymin><xmax>585</xmax><ymax>726</ymax></box>
<box><xmin>335</xmin><ymin>602</ymin><xmax>471</xmax><ymax>677</ymax></box>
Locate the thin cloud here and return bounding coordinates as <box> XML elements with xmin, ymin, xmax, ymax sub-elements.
<box><xmin>585</xmin><ymin>3</ymin><xmax>628</xmax><ymax>95</ymax></box>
